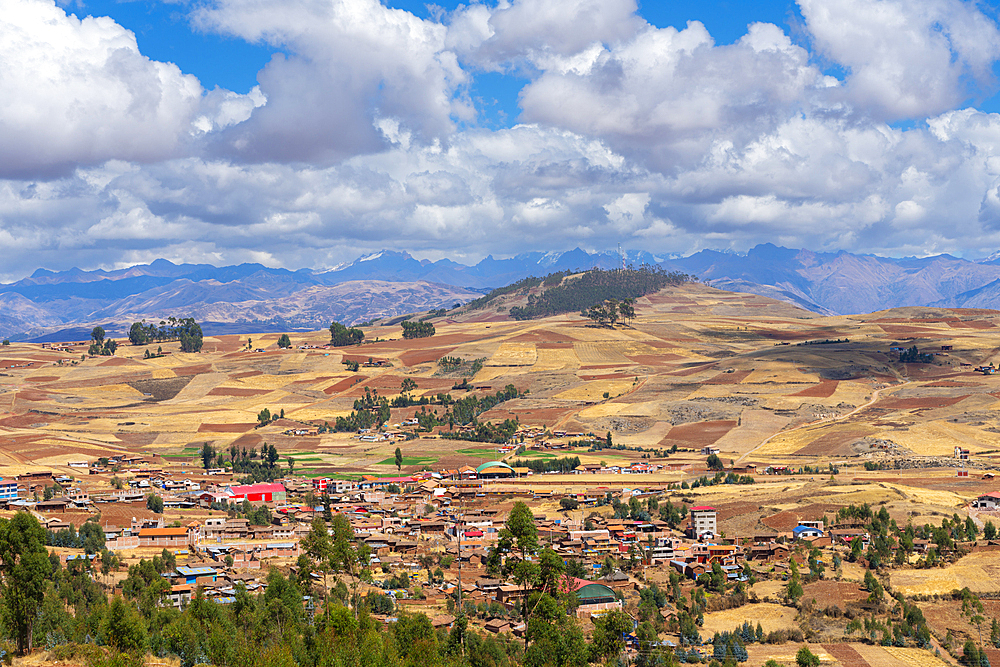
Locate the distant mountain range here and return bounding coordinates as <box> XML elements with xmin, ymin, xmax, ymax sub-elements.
<box><xmin>6</xmin><ymin>244</ymin><xmax>1000</xmax><ymax>340</ymax></box>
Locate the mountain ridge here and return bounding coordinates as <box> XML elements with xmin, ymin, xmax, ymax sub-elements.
<box><xmin>7</xmin><ymin>244</ymin><xmax>1000</xmax><ymax>340</ymax></box>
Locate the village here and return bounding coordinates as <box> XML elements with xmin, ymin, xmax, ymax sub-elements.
<box><xmin>8</xmin><ymin>439</ymin><xmax>1000</xmax><ymax>664</ymax></box>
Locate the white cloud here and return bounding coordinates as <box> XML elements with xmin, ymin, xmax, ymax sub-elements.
<box><xmin>0</xmin><ymin>0</ymin><xmax>204</xmax><ymax>176</ymax></box>
<box><xmin>193</xmin><ymin>0</ymin><xmax>472</xmax><ymax>162</ymax></box>
<box><xmin>6</xmin><ymin>0</ymin><xmax>1000</xmax><ymax>280</ymax></box>
<box><xmin>798</xmin><ymin>0</ymin><xmax>1000</xmax><ymax>120</ymax></box>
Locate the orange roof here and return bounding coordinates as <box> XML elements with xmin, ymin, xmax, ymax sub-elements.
<box><xmin>139</xmin><ymin>528</ymin><xmax>187</xmax><ymax>537</ymax></box>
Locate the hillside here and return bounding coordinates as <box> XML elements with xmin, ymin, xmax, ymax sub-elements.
<box><xmin>10</xmin><ymin>243</ymin><xmax>1000</xmax><ymax>338</ymax></box>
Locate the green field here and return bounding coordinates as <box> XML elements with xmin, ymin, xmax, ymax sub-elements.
<box><xmin>376</xmin><ymin>455</ymin><xmax>437</xmax><ymax>466</ymax></box>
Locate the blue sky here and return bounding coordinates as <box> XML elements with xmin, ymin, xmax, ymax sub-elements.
<box><xmin>5</xmin><ymin>0</ymin><xmax>1000</xmax><ymax>278</ymax></box>
<box><xmin>78</xmin><ymin>0</ymin><xmax>1000</xmax><ymax>127</ymax></box>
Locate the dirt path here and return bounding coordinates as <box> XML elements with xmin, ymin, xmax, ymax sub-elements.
<box><xmin>736</xmin><ymin>381</ymin><xmax>909</xmax><ymax>464</ymax></box>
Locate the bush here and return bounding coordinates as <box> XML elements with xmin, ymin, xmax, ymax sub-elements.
<box><xmin>796</xmin><ymin>646</ymin><xmax>820</xmax><ymax>667</ymax></box>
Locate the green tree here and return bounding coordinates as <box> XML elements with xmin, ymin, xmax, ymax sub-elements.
<box><xmin>287</xmin><ymin>456</ymin><xmax>295</xmax><ymax>475</ymax></box>
<box><xmin>590</xmin><ymin>609</ymin><xmax>633</xmax><ymax>661</ymax></box>
<box><xmin>146</xmin><ymin>493</ymin><xmax>164</xmax><ymax>514</ymax></box>
<box><xmin>276</xmin><ymin>333</ymin><xmax>292</xmax><ymax>349</ymax></box>
<box><xmin>177</xmin><ymin>319</ymin><xmax>203</xmax><ymax>352</ymax></box>
<box><xmin>400</xmin><ymin>377</ymin><xmax>417</xmax><ymax>395</ymax></box>
<box><xmin>401</xmin><ymin>321</ymin><xmax>435</xmax><ymax>339</ymax></box>
<box><xmin>128</xmin><ymin>321</ymin><xmax>149</xmax><ymax>345</ymax></box>
<box><xmin>0</xmin><ymin>512</ymin><xmax>53</xmax><ymax>654</ymax></box>
<box><xmin>91</xmin><ymin>326</ymin><xmax>106</xmax><ymax>345</ymax></box>
<box><xmin>394</xmin><ymin>447</ymin><xmax>403</xmax><ymax>472</ymax></box>
<box><xmin>329</xmin><ymin>322</ymin><xmax>365</xmax><ymax>346</ymax></box>
<box><xmin>201</xmin><ymin>442</ymin><xmax>215</xmax><ymax>470</ymax></box>
<box><xmin>301</xmin><ymin>517</ymin><xmax>332</xmax><ymax>623</ymax></box>
<box><xmin>257</xmin><ymin>408</ymin><xmax>271</xmax><ymax>426</ymax></box>
<box><xmin>986</xmin><ymin>520</ymin><xmax>997</xmax><ymax>541</ymax></box>
<box><xmin>796</xmin><ymin>645</ymin><xmax>820</xmax><ymax>667</ymax></box>
<box><xmin>706</xmin><ymin>453</ymin><xmax>724</xmax><ymax>470</ymax></box>
<box><xmin>103</xmin><ymin>595</ymin><xmax>147</xmax><ymax>655</ymax></box>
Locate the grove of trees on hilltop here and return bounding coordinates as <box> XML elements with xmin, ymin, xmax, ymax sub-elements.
<box><xmin>504</xmin><ymin>266</ymin><xmax>691</xmax><ymax>321</ymax></box>
<box><xmin>128</xmin><ymin>317</ymin><xmax>203</xmax><ymax>352</ymax></box>
<box><xmin>329</xmin><ymin>321</ymin><xmax>365</xmax><ymax>346</ymax></box>
<box><xmin>401</xmin><ymin>321</ymin><xmax>435</xmax><ymax>339</ymax></box>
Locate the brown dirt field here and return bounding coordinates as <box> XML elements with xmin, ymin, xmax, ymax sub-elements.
<box><xmin>578</xmin><ymin>373</ymin><xmax>634</xmax><ymax>381</ymax></box>
<box><xmin>174</xmin><ymin>364</ymin><xmax>213</xmax><ymax>376</ymax></box>
<box><xmin>230</xmin><ymin>432</ymin><xmax>264</xmax><ymax>448</ymax></box>
<box><xmin>824</xmin><ymin>643</ymin><xmax>867</xmax><ymax>667</ymax></box>
<box><xmin>879</xmin><ymin>325</ymin><xmax>945</xmax><ymax>335</ymax></box>
<box><xmin>287</xmin><ymin>376</ymin><xmax>337</xmax><ymax>386</ymax></box>
<box><xmin>209</xmin><ymin>335</ymin><xmax>245</xmax><ymax>352</ymax></box>
<box><xmin>658</xmin><ymin>420</ymin><xmax>736</xmax><ymax>447</ymax></box>
<box><xmin>98</xmin><ymin>357</ymin><xmax>142</xmax><ymax>367</ymax></box>
<box><xmin>924</xmin><ymin>380</ymin><xmax>977</xmax><ymax>387</ymax></box>
<box><xmin>25</xmin><ymin>376</ymin><xmax>59</xmax><ymax>382</ymax></box>
<box><xmin>198</xmin><ymin>423</ymin><xmax>257</xmax><ymax>433</ymax></box>
<box><xmin>703</xmin><ymin>370</ymin><xmax>753</xmax><ymax>384</ymax></box>
<box><xmin>794</xmin><ymin>428</ymin><xmax>876</xmax><ymax>456</ymax></box>
<box><xmin>206</xmin><ymin>387</ymin><xmax>272</xmax><ymax>397</ymax></box>
<box><xmin>358</xmin><ymin>332</ymin><xmax>498</xmax><ymax>352</ymax></box>
<box><xmin>343</xmin><ymin>375</ymin><xmax>456</xmax><ymax>397</ymax></box>
<box><xmin>508</xmin><ymin>330</ymin><xmax>579</xmax><ymax>343</ymax></box>
<box><xmin>762</xmin><ymin>503</ymin><xmax>844</xmax><ymax>531</ymax></box>
<box><xmin>878</xmin><ymin>396</ymin><xmax>969</xmax><ymax>410</ymax></box>
<box><xmin>115</xmin><ymin>433</ymin><xmax>158</xmax><ymax>446</ymax></box>
<box><xmin>324</xmin><ymin>377</ymin><xmax>364</xmax><ymax>394</ymax></box>
<box><xmin>399</xmin><ymin>347</ymin><xmax>456</xmax><ymax>367</ymax></box>
<box><xmin>537</xmin><ymin>342</ymin><xmax>575</xmax><ymax>349</ymax></box>
<box><xmin>627</xmin><ymin>353</ymin><xmax>684</xmax><ymax>364</ymax></box>
<box><xmin>792</xmin><ymin>381</ymin><xmax>839</xmax><ymax>398</ymax></box>
<box><xmin>804</xmin><ymin>580</ymin><xmax>866</xmax><ymax>608</ymax></box>
<box><xmin>231</xmin><ymin>371</ymin><xmax>262</xmax><ymax>378</ymax></box>
<box><xmin>951</xmin><ymin>320</ymin><xmax>996</xmax><ymax>329</ymax></box>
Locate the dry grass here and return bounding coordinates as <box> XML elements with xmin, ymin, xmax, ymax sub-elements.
<box><xmin>890</xmin><ymin>551</ymin><xmax>1000</xmax><ymax>595</ymax></box>
<box><xmin>699</xmin><ymin>603</ymin><xmax>798</xmax><ymax>635</ymax></box>
<box><xmin>487</xmin><ymin>342</ymin><xmax>537</xmax><ymax>366</ymax></box>
<box><xmin>555</xmin><ymin>379</ymin><xmax>636</xmax><ymax>401</ymax></box>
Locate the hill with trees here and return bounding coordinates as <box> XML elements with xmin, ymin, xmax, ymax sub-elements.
<box><xmin>467</xmin><ymin>266</ymin><xmax>692</xmax><ymax>321</ymax></box>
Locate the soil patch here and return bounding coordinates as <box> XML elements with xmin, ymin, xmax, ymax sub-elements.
<box><xmin>126</xmin><ymin>376</ymin><xmax>194</xmax><ymax>401</ymax></box>
<box><xmin>762</xmin><ymin>503</ymin><xmax>845</xmax><ymax>531</ymax></box>
<box><xmin>703</xmin><ymin>370</ymin><xmax>753</xmax><ymax>385</ymax></box>
<box><xmin>206</xmin><ymin>387</ymin><xmax>272</xmax><ymax>397</ymax></box>
<box><xmin>792</xmin><ymin>381</ymin><xmax>839</xmax><ymax>398</ymax></box>
<box><xmin>174</xmin><ymin>364</ymin><xmax>213</xmax><ymax>377</ymax></box>
<box><xmin>198</xmin><ymin>423</ymin><xmax>257</xmax><ymax>433</ymax></box>
<box><xmin>399</xmin><ymin>347</ymin><xmax>456</xmax><ymax>367</ymax></box>
<box><xmin>879</xmin><ymin>395</ymin><xmax>968</xmax><ymax>410</ymax></box>
<box><xmin>325</xmin><ymin>377</ymin><xmax>364</xmax><ymax>395</ymax></box>
<box><xmin>658</xmin><ymin>420</ymin><xmax>736</xmax><ymax>448</ymax></box>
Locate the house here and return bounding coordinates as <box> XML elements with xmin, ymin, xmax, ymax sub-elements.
<box><xmin>0</xmin><ymin>479</ymin><xmax>18</xmax><ymax>501</ymax></box>
<box><xmin>225</xmin><ymin>483</ymin><xmax>287</xmax><ymax>503</ymax></box>
<box><xmin>956</xmin><ymin>447</ymin><xmax>971</xmax><ymax>460</ymax></box>
<box><xmin>792</xmin><ymin>525</ymin><xmax>824</xmax><ymax>540</ymax></box>
<box><xmin>688</xmin><ymin>506</ymin><xmax>717</xmax><ymax>539</ymax></box>
<box><xmin>138</xmin><ymin>527</ymin><xmax>194</xmax><ymax>548</ymax></box>
<box><xmin>174</xmin><ymin>566</ymin><xmax>218</xmax><ymax>585</ymax></box>
<box><xmin>973</xmin><ymin>492</ymin><xmax>1000</xmax><ymax>510</ymax></box>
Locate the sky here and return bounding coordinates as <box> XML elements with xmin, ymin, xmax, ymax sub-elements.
<box><xmin>4</xmin><ymin>0</ymin><xmax>1000</xmax><ymax>281</ymax></box>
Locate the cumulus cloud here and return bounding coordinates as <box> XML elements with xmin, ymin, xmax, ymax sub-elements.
<box><xmin>799</xmin><ymin>0</ymin><xmax>1000</xmax><ymax>120</ymax></box>
<box><xmin>192</xmin><ymin>0</ymin><xmax>472</xmax><ymax>162</ymax></box>
<box><xmin>6</xmin><ymin>0</ymin><xmax>1000</xmax><ymax>280</ymax></box>
<box><xmin>0</xmin><ymin>0</ymin><xmax>268</xmax><ymax>177</ymax></box>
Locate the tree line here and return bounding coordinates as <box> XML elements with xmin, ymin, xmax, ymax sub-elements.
<box><xmin>507</xmin><ymin>266</ymin><xmax>692</xmax><ymax>321</ymax></box>
<box><xmin>128</xmin><ymin>317</ymin><xmax>204</xmax><ymax>352</ymax></box>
